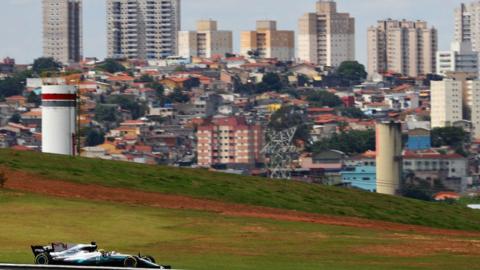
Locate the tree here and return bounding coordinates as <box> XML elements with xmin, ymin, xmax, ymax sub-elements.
<box><xmin>297</xmin><ymin>74</ymin><xmax>310</xmax><ymax>87</ymax></box>
<box><xmin>339</xmin><ymin>107</ymin><xmax>366</xmax><ymax>119</ymax></box>
<box><xmin>269</xmin><ymin>106</ymin><xmax>310</xmax><ymax>143</ymax></box>
<box><xmin>335</xmin><ymin>61</ymin><xmax>367</xmax><ymax>86</ymax></box>
<box><xmin>306</xmin><ymin>90</ymin><xmax>342</xmax><ymax>108</ymax></box>
<box><xmin>0</xmin><ymin>77</ymin><xmax>24</xmax><ymax>97</ymax></box>
<box><xmin>9</xmin><ymin>113</ymin><xmax>21</xmax><ymax>124</ymax></box>
<box><xmin>32</xmin><ymin>57</ymin><xmax>62</xmax><ymax>74</ymax></box>
<box><xmin>257</xmin><ymin>72</ymin><xmax>283</xmax><ymax>92</ymax></box>
<box><xmin>431</xmin><ymin>127</ymin><xmax>469</xmax><ymax>149</ymax></box>
<box><xmin>147</xmin><ymin>82</ymin><xmax>165</xmax><ymax>98</ymax></box>
<box><xmin>0</xmin><ymin>69</ymin><xmax>31</xmax><ymax>98</ymax></box>
<box><xmin>247</xmin><ymin>50</ymin><xmax>260</xmax><ymax>58</ymax></box>
<box><xmin>402</xmin><ymin>186</ymin><xmax>434</xmax><ymax>201</ymax></box>
<box><xmin>27</xmin><ymin>91</ymin><xmax>41</xmax><ymax>106</ymax></box>
<box><xmin>167</xmin><ymin>89</ymin><xmax>190</xmax><ymax>104</ymax></box>
<box><xmin>136</xmin><ymin>74</ymin><xmax>154</xmax><ymax>83</ymax></box>
<box><xmin>234</xmin><ymin>80</ymin><xmax>256</xmax><ymax>95</ymax></box>
<box><xmin>94</xmin><ymin>104</ymin><xmax>118</xmax><ymax>123</ymax></box>
<box><xmin>311</xmin><ymin>130</ymin><xmax>375</xmax><ymax>155</ymax></box>
<box><xmin>97</xmin><ymin>59</ymin><xmax>126</xmax><ymax>73</ymax></box>
<box><xmin>85</xmin><ymin>129</ymin><xmax>105</xmax><ymax>147</ymax></box>
<box><xmin>107</xmin><ymin>95</ymin><xmax>147</xmax><ymax>119</ymax></box>
<box><xmin>183</xmin><ymin>77</ymin><xmax>201</xmax><ymax>90</ymax></box>
<box><xmin>402</xmin><ymin>172</ymin><xmax>443</xmax><ymax>201</ymax></box>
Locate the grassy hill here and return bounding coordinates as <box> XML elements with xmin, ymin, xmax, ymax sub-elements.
<box><xmin>1</xmin><ymin>149</ymin><xmax>480</xmax><ymax>231</ymax></box>
<box><xmin>1</xmin><ymin>191</ymin><xmax>480</xmax><ymax>270</ymax></box>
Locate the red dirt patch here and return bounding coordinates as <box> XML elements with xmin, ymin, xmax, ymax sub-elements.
<box><xmin>354</xmin><ymin>239</ymin><xmax>480</xmax><ymax>257</ymax></box>
<box><xmin>3</xmin><ymin>168</ymin><xmax>480</xmax><ymax>237</ymax></box>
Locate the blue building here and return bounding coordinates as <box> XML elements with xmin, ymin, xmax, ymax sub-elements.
<box><xmin>340</xmin><ymin>166</ymin><xmax>376</xmax><ymax>192</ymax></box>
<box><xmin>407</xmin><ymin>128</ymin><xmax>431</xmax><ymax>150</ymax></box>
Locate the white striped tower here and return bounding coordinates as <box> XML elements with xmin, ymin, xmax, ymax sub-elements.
<box><xmin>41</xmin><ymin>85</ymin><xmax>77</xmax><ymax>156</ymax></box>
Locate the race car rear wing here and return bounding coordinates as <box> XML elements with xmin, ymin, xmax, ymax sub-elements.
<box><xmin>31</xmin><ymin>245</ymin><xmax>52</xmax><ymax>256</ymax></box>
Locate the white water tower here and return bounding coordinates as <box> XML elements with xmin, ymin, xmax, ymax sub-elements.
<box><xmin>41</xmin><ymin>85</ymin><xmax>77</xmax><ymax>156</ymax></box>
<box><xmin>376</xmin><ymin>122</ymin><xmax>403</xmax><ymax>195</ymax></box>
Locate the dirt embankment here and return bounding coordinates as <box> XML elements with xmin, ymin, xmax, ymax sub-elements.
<box><xmin>3</xmin><ymin>168</ymin><xmax>480</xmax><ymax>237</ymax></box>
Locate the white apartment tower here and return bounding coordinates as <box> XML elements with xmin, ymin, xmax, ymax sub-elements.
<box><xmin>467</xmin><ymin>80</ymin><xmax>480</xmax><ymax>139</ymax></box>
<box><xmin>42</xmin><ymin>0</ymin><xmax>83</xmax><ymax>64</ymax></box>
<box><xmin>178</xmin><ymin>20</ymin><xmax>233</xmax><ymax>58</ymax></box>
<box><xmin>368</xmin><ymin>19</ymin><xmax>437</xmax><ymax>78</ymax></box>
<box><xmin>430</xmin><ymin>79</ymin><xmax>463</xmax><ymax>129</ymax></box>
<box><xmin>455</xmin><ymin>2</ymin><xmax>480</xmax><ymax>52</ymax></box>
<box><xmin>298</xmin><ymin>0</ymin><xmax>355</xmax><ymax>67</ymax></box>
<box><xmin>431</xmin><ymin>77</ymin><xmax>480</xmax><ymax>140</ymax></box>
<box><xmin>107</xmin><ymin>0</ymin><xmax>181</xmax><ymax>60</ymax></box>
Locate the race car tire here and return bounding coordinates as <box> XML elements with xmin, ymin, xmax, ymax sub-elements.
<box><xmin>34</xmin><ymin>253</ymin><xmax>49</xmax><ymax>265</ymax></box>
<box><xmin>123</xmin><ymin>256</ymin><xmax>138</xmax><ymax>268</ymax></box>
<box><xmin>143</xmin><ymin>255</ymin><xmax>156</xmax><ymax>264</ymax></box>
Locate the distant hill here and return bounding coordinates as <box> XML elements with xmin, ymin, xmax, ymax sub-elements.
<box><xmin>1</xmin><ymin>149</ymin><xmax>480</xmax><ymax>231</ymax></box>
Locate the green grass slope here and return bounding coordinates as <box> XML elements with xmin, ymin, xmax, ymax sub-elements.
<box><xmin>1</xmin><ymin>149</ymin><xmax>480</xmax><ymax>231</ymax></box>
<box><xmin>1</xmin><ymin>191</ymin><xmax>479</xmax><ymax>270</ymax></box>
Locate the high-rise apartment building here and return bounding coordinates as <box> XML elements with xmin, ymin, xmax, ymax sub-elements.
<box><xmin>107</xmin><ymin>0</ymin><xmax>181</xmax><ymax>60</ymax></box>
<box><xmin>197</xmin><ymin>116</ymin><xmax>263</xmax><ymax>167</ymax></box>
<box><xmin>465</xmin><ymin>80</ymin><xmax>480</xmax><ymax>139</ymax></box>
<box><xmin>42</xmin><ymin>0</ymin><xmax>83</xmax><ymax>64</ymax></box>
<box><xmin>437</xmin><ymin>41</ymin><xmax>479</xmax><ymax>76</ymax></box>
<box><xmin>431</xmin><ymin>77</ymin><xmax>480</xmax><ymax>139</ymax></box>
<box><xmin>298</xmin><ymin>0</ymin><xmax>355</xmax><ymax>67</ymax></box>
<box><xmin>430</xmin><ymin>79</ymin><xmax>463</xmax><ymax>129</ymax></box>
<box><xmin>367</xmin><ymin>19</ymin><xmax>437</xmax><ymax>78</ymax></box>
<box><xmin>240</xmin><ymin>20</ymin><xmax>295</xmax><ymax>61</ymax></box>
<box><xmin>455</xmin><ymin>2</ymin><xmax>480</xmax><ymax>52</ymax></box>
<box><xmin>178</xmin><ymin>20</ymin><xmax>232</xmax><ymax>58</ymax></box>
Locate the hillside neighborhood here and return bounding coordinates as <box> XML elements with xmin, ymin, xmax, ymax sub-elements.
<box><xmin>2</xmin><ymin>0</ymin><xmax>480</xmax><ymax>203</ymax></box>
<box><xmin>0</xmin><ymin>54</ymin><xmax>478</xmax><ymax>201</ymax></box>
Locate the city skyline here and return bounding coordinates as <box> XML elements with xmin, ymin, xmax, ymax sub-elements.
<box><xmin>0</xmin><ymin>0</ymin><xmax>466</xmax><ymax>64</ymax></box>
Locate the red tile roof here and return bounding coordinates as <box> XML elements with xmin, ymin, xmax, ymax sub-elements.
<box><xmin>6</xmin><ymin>95</ymin><xmax>25</xmax><ymax>101</ymax></box>
<box><xmin>121</xmin><ymin>120</ymin><xmax>145</xmax><ymax>126</ymax></box>
<box><xmin>107</xmin><ymin>75</ymin><xmax>134</xmax><ymax>82</ymax></box>
<box><xmin>308</xmin><ymin>107</ymin><xmax>335</xmax><ymax>113</ymax></box>
<box><xmin>402</xmin><ymin>150</ymin><xmax>464</xmax><ymax>159</ymax></box>
<box><xmin>11</xmin><ymin>145</ymin><xmax>33</xmax><ymax>151</ymax></box>
<box><xmin>434</xmin><ymin>192</ymin><xmax>461</xmax><ymax>201</ymax></box>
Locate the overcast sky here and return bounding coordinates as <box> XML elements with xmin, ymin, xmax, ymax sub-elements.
<box><xmin>0</xmin><ymin>0</ymin><xmax>465</xmax><ymax>64</ymax></box>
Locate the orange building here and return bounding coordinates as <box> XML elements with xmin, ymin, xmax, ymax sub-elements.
<box><xmin>240</xmin><ymin>20</ymin><xmax>295</xmax><ymax>61</ymax></box>
<box><xmin>197</xmin><ymin>116</ymin><xmax>263</xmax><ymax>167</ymax></box>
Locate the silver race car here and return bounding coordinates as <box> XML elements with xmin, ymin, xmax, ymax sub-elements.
<box><xmin>31</xmin><ymin>242</ymin><xmax>171</xmax><ymax>269</ymax></box>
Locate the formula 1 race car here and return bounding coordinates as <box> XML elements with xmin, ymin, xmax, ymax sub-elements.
<box><xmin>31</xmin><ymin>242</ymin><xmax>171</xmax><ymax>269</ymax></box>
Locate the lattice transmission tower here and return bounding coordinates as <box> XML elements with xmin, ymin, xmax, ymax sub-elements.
<box><xmin>262</xmin><ymin>127</ymin><xmax>298</xmax><ymax>179</ymax></box>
